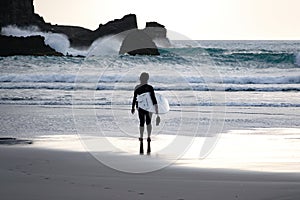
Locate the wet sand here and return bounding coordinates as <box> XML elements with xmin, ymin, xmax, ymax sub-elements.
<box><xmin>1</xmin><ymin>134</ymin><xmax>300</xmax><ymax>200</ymax></box>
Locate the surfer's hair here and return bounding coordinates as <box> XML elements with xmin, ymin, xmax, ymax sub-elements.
<box><xmin>140</xmin><ymin>72</ymin><xmax>149</xmax><ymax>83</ymax></box>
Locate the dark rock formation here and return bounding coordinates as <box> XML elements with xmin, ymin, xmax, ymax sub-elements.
<box><xmin>0</xmin><ymin>35</ymin><xmax>63</xmax><ymax>56</ymax></box>
<box><xmin>0</xmin><ymin>0</ymin><xmax>139</xmax><ymax>48</ymax></box>
<box><xmin>119</xmin><ymin>29</ymin><xmax>159</xmax><ymax>55</ymax></box>
<box><xmin>0</xmin><ymin>0</ymin><xmax>47</xmax><ymax>28</ymax></box>
<box><xmin>0</xmin><ymin>0</ymin><xmax>168</xmax><ymax>56</ymax></box>
<box><xmin>95</xmin><ymin>14</ymin><xmax>137</xmax><ymax>37</ymax></box>
<box><xmin>143</xmin><ymin>22</ymin><xmax>171</xmax><ymax>47</ymax></box>
<box><xmin>47</xmin><ymin>25</ymin><xmax>94</xmax><ymax>49</ymax></box>
<box><xmin>49</xmin><ymin>14</ymin><xmax>138</xmax><ymax>48</ymax></box>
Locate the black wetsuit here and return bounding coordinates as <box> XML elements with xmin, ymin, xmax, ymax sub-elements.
<box><xmin>132</xmin><ymin>84</ymin><xmax>157</xmax><ymax>127</ymax></box>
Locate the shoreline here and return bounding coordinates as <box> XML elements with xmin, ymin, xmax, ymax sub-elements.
<box><xmin>1</xmin><ymin>132</ymin><xmax>300</xmax><ymax>173</ymax></box>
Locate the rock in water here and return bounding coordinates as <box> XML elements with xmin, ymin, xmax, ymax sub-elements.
<box><xmin>143</xmin><ymin>22</ymin><xmax>171</xmax><ymax>48</ymax></box>
<box><xmin>119</xmin><ymin>29</ymin><xmax>160</xmax><ymax>56</ymax></box>
<box><xmin>0</xmin><ymin>35</ymin><xmax>63</xmax><ymax>56</ymax></box>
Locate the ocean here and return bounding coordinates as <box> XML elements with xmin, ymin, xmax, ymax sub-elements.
<box><xmin>0</xmin><ymin>40</ymin><xmax>300</xmax><ymax>140</ymax></box>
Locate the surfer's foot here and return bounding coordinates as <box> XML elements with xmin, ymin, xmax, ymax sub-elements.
<box><xmin>147</xmin><ymin>137</ymin><xmax>151</xmax><ymax>154</ymax></box>
<box><xmin>139</xmin><ymin>138</ymin><xmax>144</xmax><ymax>154</ymax></box>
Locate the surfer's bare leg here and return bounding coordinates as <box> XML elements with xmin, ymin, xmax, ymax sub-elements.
<box><xmin>146</xmin><ymin>112</ymin><xmax>152</xmax><ymax>154</ymax></box>
<box><xmin>146</xmin><ymin>124</ymin><xmax>152</xmax><ymax>138</ymax></box>
<box><xmin>139</xmin><ymin>125</ymin><xmax>144</xmax><ymax>154</ymax></box>
<box><xmin>146</xmin><ymin>125</ymin><xmax>152</xmax><ymax>154</ymax></box>
<box><xmin>139</xmin><ymin>126</ymin><xmax>144</xmax><ymax>139</ymax></box>
<box><xmin>145</xmin><ymin>112</ymin><xmax>153</xmax><ymax>137</ymax></box>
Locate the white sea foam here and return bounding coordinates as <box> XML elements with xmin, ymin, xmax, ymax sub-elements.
<box><xmin>1</xmin><ymin>26</ymin><xmax>71</xmax><ymax>55</ymax></box>
<box><xmin>220</xmin><ymin>75</ymin><xmax>300</xmax><ymax>84</ymax></box>
<box><xmin>43</xmin><ymin>33</ymin><xmax>70</xmax><ymax>55</ymax></box>
<box><xmin>0</xmin><ymin>73</ymin><xmax>299</xmax><ymax>85</ymax></box>
<box><xmin>1</xmin><ymin>26</ymin><xmax>91</xmax><ymax>56</ymax></box>
<box><xmin>0</xmin><ymin>75</ymin><xmax>299</xmax><ymax>93</ymax></box>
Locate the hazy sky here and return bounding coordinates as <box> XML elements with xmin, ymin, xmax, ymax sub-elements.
<box><xmin>34</xmin><ymin>0</ymin><xmax>300</xmax><ymax>40</ymax></box>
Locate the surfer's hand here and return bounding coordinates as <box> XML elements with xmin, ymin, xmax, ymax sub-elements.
<box><xmin>156</xmin><ymin>115</ymin><xmax>160</xmax><ymax>126</ymax></box>
<box><xmin>131</xmin><ymin>108</ymin><xmax>135</xmax><ymax>114</ymax></box>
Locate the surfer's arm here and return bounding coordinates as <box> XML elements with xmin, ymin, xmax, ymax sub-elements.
<box><xmin>131</xmin><ymin>91</ymin><xmax>137</xmax><ymax>114</ymax></box>
<box><xmin>154</xmin><ymin>104</ymin><xmax>158</xmax><ymax>114</ymax></box>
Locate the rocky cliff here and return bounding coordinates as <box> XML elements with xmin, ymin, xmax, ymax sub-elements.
<box><xmin>0</xmin><ymin>0</ymin><xmax>46</xmax><ymax>27</ymax></box>
<box><xmin>0</xmin><ymin>0</ymin><xmax>169</xmax><ymax>56</ymax></box>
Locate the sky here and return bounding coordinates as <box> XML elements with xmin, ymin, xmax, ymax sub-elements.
<box><xmin>34</xmin><ymin>0</ymin><xmax>300</xmax><ymax>40</ymax></box>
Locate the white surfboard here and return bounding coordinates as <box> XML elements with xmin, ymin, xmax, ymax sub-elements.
<box><xmin>136</xmin><ymin>92</ymin><xmax>170</xmax><ymax>114</ymax></box>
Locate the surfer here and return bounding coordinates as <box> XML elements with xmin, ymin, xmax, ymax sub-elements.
<box><xmin>131</xmin><ymin>72</ymin><xmax>158</xmax><ymax>154</ymax></box>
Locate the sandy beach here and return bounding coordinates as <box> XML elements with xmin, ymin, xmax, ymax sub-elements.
<box><xmin>1</xmin><ymin>133</ymin><xmax>300</xmax><ymax>200</ymax></box>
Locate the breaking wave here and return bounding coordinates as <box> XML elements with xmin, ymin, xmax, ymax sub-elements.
<box><xmin>1</xmin><ymin>26</ymin><xmax>122</xmax><ymax>57</ymax></box>
<box><xmin>1</xmin><ymin>74</ymin><xmax>299</xmax><ymax>85</ymax></box>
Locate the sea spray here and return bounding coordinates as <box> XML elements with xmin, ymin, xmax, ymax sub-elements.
<box><xmin>1</xmin><ymin>25</ymin><xmax>87</xmax><ymax>56</ymax></box>
<box><xmin>1</xmin><ymin>25</ymin><xmax>41</xmax><ymax>37</ymax></box>
<box><xmin>87</xmin><ymin>35</ymin><xmax>123</xmax><ymax>56</ymax></box>
<box><xmin>43</xmin><ymin>33</ymin><xmax>69</xmax><ymax>55</ymax></box>
<box><xmin>1</xmin><ymin>26</ymin><xmax>134</xmax><ymax>57</ymax></box>
<box><xmin>1</xmin><ymin>26</ymin><xmax>70</xmax><ymax>55</ymax></box>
